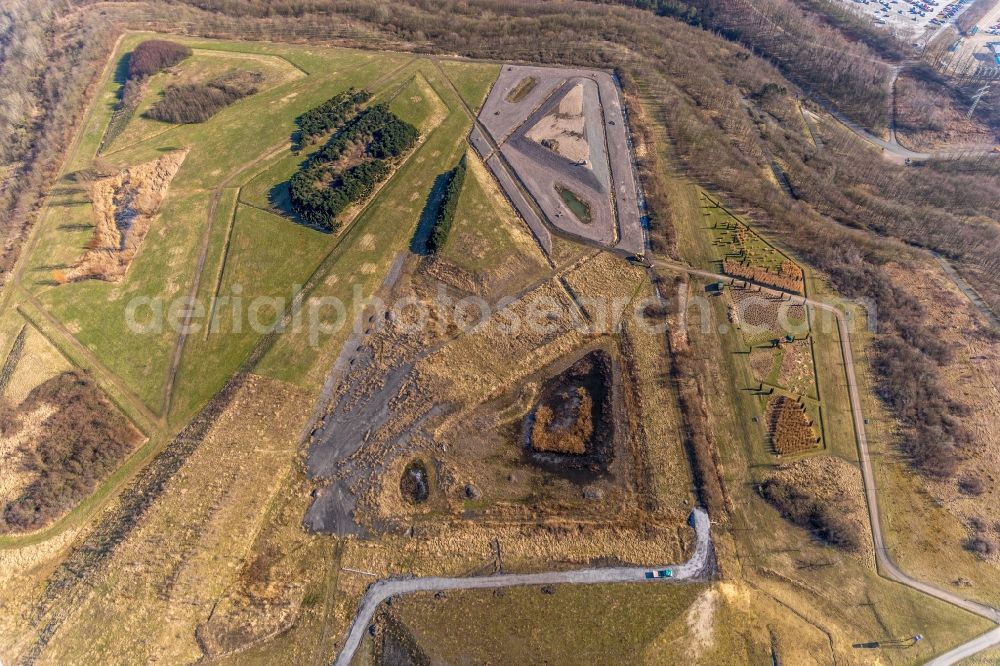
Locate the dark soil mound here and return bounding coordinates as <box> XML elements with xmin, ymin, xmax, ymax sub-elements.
<box><xmin>400</xmin><ymin>459</ymin><xmax>429</xmax><ymax>504</ymax></box>
<box><xmin>523</xmin><ymin>349</ymin><xmax>614</xmax><ymax>478</ymax></box>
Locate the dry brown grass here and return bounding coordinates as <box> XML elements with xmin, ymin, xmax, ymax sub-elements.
<box><xmin>879</xmin><ymin>261</ymin><xmax>1000</xmax><ymax>564</ymax></box>
<box><xmin>0</xmin><ymin>372</ymin><xmax>143</xmax><ymax>533</ymax></box>
<box><xmin>530</xmin><ymin>387</ymin><xmax>593</xmax><ymax>455</ymax></box>
<box><xmin>3</xmin><ymin>326</ymin><xmax>72</xmax><ymax>404</ymax></box>
<box><xmin>28</xmin><ymin>374</ymin><xmax>314</xmax><ymax>664</ymax></box>
<box><xmin>777</xmin><ymin>339</ymin><xmax>815</xmax><ymax>396</ymax></box>
<box><xmin>766</xmin><ymin>395</ymin><xmax>818</xmax><ymax>455</ymax></box>
<box><xmin>761</xmin><ymin>456</ymin><xmax>873</xmax><ymax>562</ymax></box>
<box><xmin>63</xmin><ymin>150</ymin><xmax>186</xmax><ymax>282</ymax></box>
<box><xmin>750</xmin><ymin>347</ymin><xmax>776</xmax><ymax>383</ymax></box>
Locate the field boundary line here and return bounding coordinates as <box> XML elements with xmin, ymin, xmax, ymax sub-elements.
<box><xmin>16</xmin><ymin>297</ymin><xmax>160</xmax><ymax>435</ymax></box>
<box><xmin>159</xmin><ymin>136</ymin><xmax>300</xmax><ymax>421</ymax></box>
<box><xmin>204</xmin><ymin>189</ymin><xmax>241</xmax><ymax>338</ymax></box>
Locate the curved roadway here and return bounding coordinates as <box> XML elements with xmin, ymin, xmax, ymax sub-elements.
<box><xmin>656</xmin><ymin>260</ymin><xmax>1000</xmax><ymax>664</ymax></box>
<box><xmin>332</xmin><ymin>508</ymin><xmax>713</xmax><ymax>666</ymax></box>
<box><xmin>329</xmin><ymin>256</ymin><xmax>1000</xmax><ymax>666</ymax></box>
<box><xmin>811</xmin><ymin>66</ymin><xmax>996</xmax><ymax>164</ymax></box>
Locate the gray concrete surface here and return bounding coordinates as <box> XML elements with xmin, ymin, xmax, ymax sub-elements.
<box><xmin>485</xmin><ymin>153</ymin><xmax>553</xmax><ymax>255</ymax></box>
<box><xmin>480</xmin><ymin>65</ymin><xmax>569</xmax><ymax>144</ymax></box>
<box><xmin>501</xmin><ymin>134</ymin><xmax>615</xmax><ymax>245</ymax></box>
<box><xmin>333</xmin><ymin>508</ymin><xmax>712</xmax><ymax>666</ymax></box>
<box><xmin>476</xmin><ymin>64</ymin><xmax>645</xmax><ymax>255</ymax></box>
<box><xmin>499</xmin><ymin>73</ymin><xmax>618</xmax><ymax>245</ymax></box>
<box><xmin>594</xmin><ymin>72</ymin><xmax>644</xmax><ymax>255</ymax></box>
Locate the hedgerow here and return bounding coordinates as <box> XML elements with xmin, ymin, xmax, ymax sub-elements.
<box><xmin>427</xmin><ymin>156</ymin><xmax>467</xmax><ymax>253</ymax></box>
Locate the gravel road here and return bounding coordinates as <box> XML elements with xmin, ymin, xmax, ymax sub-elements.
<box><xmin>332</xmin><ymin>507</ymin><xmax>713</xmax><ymax>666</ymax></box>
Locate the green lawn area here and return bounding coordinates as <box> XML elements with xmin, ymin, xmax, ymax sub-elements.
<box><xmin>704</xmin><ymin>196</ymin><xmax>789</xmax><ymax>274</ymax></box>
<box><xmin>388</xmin><ymin>72</ymin><xmax>446</xmax><ymax>132</ymax></box>
<box><xmin>16</xmin><ymin>35</ymin><xmax>491</xmax><ymax>416</ymax></box>
<box><xmin>33</xmin><ymin>186</ymin><xmax>211</xmax><ymax>410</ymax></box>
<box><xmin>104</xmin><ymin>47</ymin><xmax>304</xmax><ymax>154</ymax></box>
<box><xmin>168</xmin><ymin>203</ymin><xmax>330</xmax><ymax>423</ymax></box>
<box><xmin>436</xmin><ymin>59</ymin><xmax>500</xmax><ymax>112</ymax></box>
<box><xmin>256</xmin><ymin>61</ymin><xmax>467</xmax><ymax>390</ymax></box>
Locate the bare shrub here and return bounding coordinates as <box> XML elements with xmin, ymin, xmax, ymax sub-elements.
<box><xmin>128</xmin><ymin>40</ymin><xmax>191</xmax><ymax>79</ymax></box>
<box><xmin>957</xmin><ymin>476</ymin><xmax>985</xmax><ymax>496</ymax></box>
<box><xmin>964</xmin><ymin>535</ymin><xmax>995</xmax><ymax>560</ymax></box>
<box><xmin>759</xmin><ymin>477</ymin><xmax>862</xmax><ymax>550</ymax></box>
<box><xmin>1</xmin><ymin>371</ymin><xmax>142</xmax><ymax>532</ymax></box>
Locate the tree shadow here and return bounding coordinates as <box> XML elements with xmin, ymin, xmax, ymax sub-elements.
<box><xmin>268</xmin><ymin>181</ymin><xmax>297</xmax><ymax>220</ymax></box>
<box><xmin>410</xmin><ymin>171</ymin><xmax>452</xmax><ymax>256</ymax></box>
<box><xmin>267</xmin><ymin>161</ymin><xmax>330</xmax><ymax>233</ymax></box>
<box><xmin>114</xmin><ymin>51</ymin><xmax>132</xmax><ymax>90</ymax></box>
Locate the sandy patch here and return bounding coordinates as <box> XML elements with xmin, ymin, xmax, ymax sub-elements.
<box><xmin>526</xmin><ymin>83</ymin><xmax>589</xmax><ymax>164</ymax></box>
<box><xmin>685</xmin><ymin>587</ymin><xmax>717</xmax><ymax>660</ymax></box>
<box><xmin>64</xmin><ymin>151</ymin><xmax>187</xmax><ymax>282</ymax></box>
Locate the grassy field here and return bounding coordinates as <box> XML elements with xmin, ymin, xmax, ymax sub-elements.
<box><xmin>677</xmin><ymin>223</ymin><xmax>992</xmax><ymax>664</ymax></box>
<box><xmin>5</xmin><ymin>25</ymin><xmax>992</xmax><ymax>666</ymax></box>
<box><xmin>168</xmin><ymin>201</ymin><xmax>329</xmax><ymax>422</ymax></box>
<box><xmin>389</xmin><ymin>583</ymin><xmax>708</xmax><ymax>663</ymax></box>
<box><xmin>0</xmin><ymin>34</ymin><xmax>502</xmax><ymax>554</ymax></box>
<box><xmin>13</xmin><ymin>33</ymin><xmax>500</xmax><ymax>424</ymax></box>
<box><xmin>436</xmin><ymin>60</ymin><xmax>501</xmax><ymax>112</ymax></box>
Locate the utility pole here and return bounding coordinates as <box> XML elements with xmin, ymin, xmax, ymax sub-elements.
<box><xmin>967</xmin><ymin>83</ymin><xmax>990</xmax><ymax>119</ymax></box>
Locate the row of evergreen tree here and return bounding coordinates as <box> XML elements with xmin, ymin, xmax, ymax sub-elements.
<box><xmin>289</xmin><ymin>99</ymin><xmax>418</xmax><ymax>230</ymax></box>
<box><xmin>426</xmin><ymin>157</ymin><xmax>467</xmax><ymax>253</ymax></box>
<box><xmin>296</xmin><ymin>87</ymin><xmax>372</xmax><ymax>141</ymax></box>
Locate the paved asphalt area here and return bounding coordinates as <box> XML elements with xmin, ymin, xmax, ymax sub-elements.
<box><xmin>333</xmin><ymin>508</ymin><xmax>713</xmax><ymax>666</ymax></box>
<box><xmin>476</xmin><ymin>64</ymin><xmax>646</xmax><ymax>255</ymax></box>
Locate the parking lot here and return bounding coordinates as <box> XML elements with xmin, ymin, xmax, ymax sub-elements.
<box><xmin>839</xmin><ymin>0</ymin><xmax>974</xmax><ymax>37</ymax></box>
